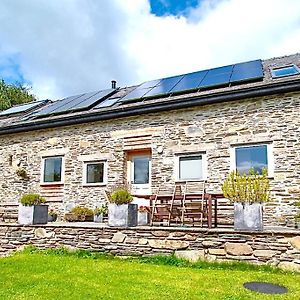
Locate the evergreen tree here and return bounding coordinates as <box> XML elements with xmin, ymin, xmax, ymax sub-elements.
<box><xmin>0</xmin><ymin>79</ymin><xmax>36</xmax><ymax>111</ymax></box>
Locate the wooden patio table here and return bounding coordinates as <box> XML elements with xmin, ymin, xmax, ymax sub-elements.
<box><xmin>135</xmin><ymin>193</ymin><xmax>224</xmax><ymax>228</ymax></box>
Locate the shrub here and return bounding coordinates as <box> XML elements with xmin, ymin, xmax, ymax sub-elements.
<box><xmin>110</xmin><ymin>188</ymin><xmax>133</xmax><ymax>205</ymax></box>
<box><xmin>48</xmin><ymin>209</ymin><xmax>58</xmax><ymax>217</ymax></box>
<box><xmin>94</xmin><ymin>204</ymin><xmax>108</xmax><ymax>216</ymax></box>
<box><xmin>19</xmin><ymin>193</ymin><xmax>46</xmax><ymax>206</ymax></box>
<box><xmin>16</xmin><ymin>167</ymin><xmax>28</xmax><ymax>178</ymax></box>
<box><xmin>70</xmin><ymin>206</ymin><xmax>94</xmax><ymax>217</ymax></box>
<box><xmin>222</xmin><ymin>168</ymin><xmax>270</xmax><ymax>204</ymax></box>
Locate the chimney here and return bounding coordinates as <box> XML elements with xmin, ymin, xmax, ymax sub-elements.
<box><xmin>111</xmin><ymin>80</ymin><xmax>117</xmax><ymax>89</ymax></box>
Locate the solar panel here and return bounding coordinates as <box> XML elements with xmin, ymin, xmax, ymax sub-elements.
<box><xmin>230</xmin><ymin>60</ymin><xmax>263</xmax><ymax>83</ymax></box>
<box><xmin>170</xmin><ymin>70</ymin><xmax>208</xmax><ymax>93</ymax></box>
<box><xmin>33</xmin><ymin>94</ymin><xmax>84</xmax><ymax>116</ymax></box>
<box><xmin>120</xmin><ymin>87</ymin><xmax>153</xmax><ymax>102</ymax></box>
<box><xmin>138</xmin><ymin>79</ymin><xmax>161</xmax><ymax>89</ymax></box>
<box><xmin>206</xmin><ymin>65</ymin><xmax>233</xmax><ymax>76</ymax></box>
<box><xmin>199</xmin><ymin>72</ymin><xmax>232</xmax><ymax>88</ymax></box>
<box><xmin>0</xmin><ymin>100</ymin><xmax>48</xmax><ymax>116</ymax></box>
<box><xmin>34</xmin><ymin>89</ymin><xmax>116</xmax><ymax>117</ymax></box>
<box><xmin>94</xmin><ymin>97</ymin><xmax>120</xmax><ymax>109</ymax></box>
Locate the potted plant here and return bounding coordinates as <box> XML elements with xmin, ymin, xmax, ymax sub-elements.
<box><xmin>222</xmin><ymin>168</ymin><xmax>270</xmax><ymax>231</ymax></box>
<box><xmin>64</xmin><ymin>206</ymin><xmax>94</xmax><ymax>222</ymax></box>
<box><xmin>48</xmin><ymin>209</ymin><xmax>58</xmax><ymax>222</ymax></box>
<box><xmin>16</xmin><ymin>167</ymin><xmax>28</xmax><ymax>179</ymax></box>
<box><xmin>108</xmin><ymin>188</ymin><xmax>138</xmax><ymax>227</ymax></box>
<box><xmin>18</xmin><ymin>193</ymin><xmax>48</xmax><ymax>225</ymax></box>
<box><xmin>94</xmin><ymin>204</ymin><xmax>108</xmax><ymax>223</ymax></box>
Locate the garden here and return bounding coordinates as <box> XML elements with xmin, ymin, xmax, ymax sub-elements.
<box><xmin>0</xmin><ymin>248</ymin><xmax>299</xmax><ymax>300</ymax></box>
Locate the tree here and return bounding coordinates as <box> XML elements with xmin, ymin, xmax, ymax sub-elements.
<box><xmin>0</xmin><ymin>79</ymin><xmax>36</xmax><ymax>111</ymax></box>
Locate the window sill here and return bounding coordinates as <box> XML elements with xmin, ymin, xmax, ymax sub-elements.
<box><xmin>82</xmin><ymin>183</ymin><xmax>107</xmax><ymax>187</ymax></box>
<box><xmin>176</xmin><ymin>179</ymin><xmax>206</xmax><ymax>183</ymax></box>
<box><xmin>40</xmin><ymin>182</ymin><xmax>64</xmax><ymax>187</ymax></box>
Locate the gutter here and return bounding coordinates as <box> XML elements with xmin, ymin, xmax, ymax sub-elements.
<box><xmin>0</xmin><ymin>79</ymin><xmax>300</xmax><ymax>136</ymax></box>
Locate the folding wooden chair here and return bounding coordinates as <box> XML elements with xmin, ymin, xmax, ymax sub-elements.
<box><xmin>150</xmin><ymin>186</ymin><xmax>173</xmax><ymax>226</ymax></box>
<box><xmin>168</xmin><ymin>182</ymin><xmax>185</xmax><ymax>225</ymax></box>
<box><xmin>180</xmin><ymin>181</ymin><xmax>207</xmax><ymax>226</ymax></box>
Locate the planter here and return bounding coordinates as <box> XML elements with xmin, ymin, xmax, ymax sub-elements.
<box><xmin>64</xmin><ymin>213</ymin><xmax>93</xmax><ymax>222</ymax></box>
<box><xmin>18</xmin><ymin>204</ymin><xmax>48</xmax><ymax>225</ymax></box>
<box><xmin>234</xmin><ymin>203</ymin><xmax>263</xmax><ymax>231</ymax></box>
<box><xmin>138</xmin><ymin>211</ymin><xmax>149</xmax><ymax>226</ymax></box>
<box><xmin>108</xmin><ymin>203</ymin><xmax>138</xmax><ymax>227</ymax></box>
<box><xmin>94</xmin><ymin>214</ymin><xmax>103</xmax><ymax>223</ymax></box>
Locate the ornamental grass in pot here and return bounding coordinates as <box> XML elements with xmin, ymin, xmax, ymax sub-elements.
<box><xmin>222</xmin><ymin>168</ymin><xmax>271</xmax><ymax>231</ymax></box>
<box><xmin>108</xmin><ymin>188</ymin><xmax>137</xmax><ymax>227</ymax></box>
<box><xmin>18</xmin><ymin>193</ymin><xmax>48</xmax><ymax>225</ymax></box>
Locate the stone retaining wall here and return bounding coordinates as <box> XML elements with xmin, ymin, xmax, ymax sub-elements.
<box><xmin>0</xmin><ymin>223</ymin><xmax>300</xmax><ymax>272</ymax></box>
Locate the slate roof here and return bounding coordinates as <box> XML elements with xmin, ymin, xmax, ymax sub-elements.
<box><xmin>0</xmin><ymin>53</ymin><xmax>300</xmax><ymax>135</ymax></box>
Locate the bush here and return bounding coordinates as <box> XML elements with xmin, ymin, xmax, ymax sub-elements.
<box><xmin>110</xmin><ymin>188</ymin><xmax>133</xmax><ymax>205</ymax></box>
<box><xmin>70</xmin><ymin>206</ymin><xmax>94</xmax><ymax>217</ymax></box>
<box><xmin>222</xmin><ymin>168</ymin><xmax>271</xmax><ymax>204</ymax></box>
<box><xmin>19</xmin><ymin>193</ymin><xmax>46</xmax><ymax>206</ymax></box>
<box><xmin>94</xmin><ymin>204</ymin><xmax>108</xmax><ymax>216</ymax></box>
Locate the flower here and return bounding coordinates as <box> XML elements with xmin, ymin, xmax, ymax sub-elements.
<box><xmin>138</xmin><ymin>206</ymin><xmax>149</xmax><ymax>213</ymax></box>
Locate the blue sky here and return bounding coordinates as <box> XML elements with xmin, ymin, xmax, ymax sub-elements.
<box><xmin>150</xmin><ymin>0</ymin><xmax>199</xmax><ymax>16</ymax></box>
<box><xmin>0</xmin><ymin>0</ymin><xmax>299</xmax><ymax>99</ymax></box>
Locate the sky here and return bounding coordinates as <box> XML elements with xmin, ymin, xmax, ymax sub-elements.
<box><xmin>0</xmin><ymin>0</ymin><xmax>299</xmax><ymax>100</ymax></box>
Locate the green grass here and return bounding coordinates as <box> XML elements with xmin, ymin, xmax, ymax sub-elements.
<box><xmin>0</xmin><ymin>248</ymin><xmax>299</xmax><ymax>300</ymax></box>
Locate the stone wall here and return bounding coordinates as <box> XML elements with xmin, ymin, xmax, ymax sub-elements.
<box><xmin>0</xmin><ymin>224</ymin><xmax>299</xmax><ymax>272</ymax></box>
<box><xmin>0</xmin><ymin>92</ymin><xmax>300</xmax><ymax>226</ymax></box>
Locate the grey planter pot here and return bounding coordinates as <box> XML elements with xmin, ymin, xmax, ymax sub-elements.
<box><xmin>94</xmin><ymin>214</ymin><xmax>103</xmax><ymax>223</ymax></box>
<box><xmin>138</xmin><ymin>211</ymin><xmax>149</xmax><ymax>226</ymax></box>
<box><xmin>108</xmin><ymin>203</ymin><xmax>138</xmax><ymax>227</ymax></box>
<box><xmin>18</xmin><ymin>204</ymin><xmax>48</xmax><ymax>225</ymax></box>
<box><xmin>234</xmin><ymin>202</ymin><xmax>263</xmax><ymax>231</ymax></box>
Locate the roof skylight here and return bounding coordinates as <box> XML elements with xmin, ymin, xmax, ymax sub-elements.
<box><xmin>271</xmin><ymin>65</ymin><xmax>299</xmax><ymax>78</ymax></box>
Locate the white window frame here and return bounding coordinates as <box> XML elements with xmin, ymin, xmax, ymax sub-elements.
<box><xmin>230</xmin><ymin>143</ymin><xmax>274</xmax><ymax>177</ymax></box>
<box><xmin>175</xmin><ymin>152</ymin><xmax>207</xmax><ymax>181</ymax></box>
<box><xmin>82</xmin><ymin>160</ymin><xmax>107</xmax><ymax>186</ymax></box>
<box><xmin>41</xmin><ymin>156</ymin><xmax>65</xmax><ymax>185</ymax></box>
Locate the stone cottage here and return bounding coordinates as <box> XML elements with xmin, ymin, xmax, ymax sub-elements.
<box><xmin>0</xmin><ymin>53</ymin><xmax>300</xmax><ymax>226</ymax></box>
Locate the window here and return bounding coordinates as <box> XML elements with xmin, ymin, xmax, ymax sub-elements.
<box><xmin>271</xmin><ymin>65</ymin><xmax>299</xmax><ymax>78</ymax></box>
<box><xmin>231</xmin><ymin>144</ymin><xmax>273</xmax><ymax>176</ymax></box>
<box><xmin>176</xmin><ymin>154</ymin><xmax>207</xmax><ymax>181</ymax></box>
<box><xmin>42</xmin><ymin>156</ymin><xmax>64</xmax><ymax>184</ymax></box>
<box><xmin>83</xmin><ymin>161</ymin><xmax>107</xmax><ymax>185</ymax></box>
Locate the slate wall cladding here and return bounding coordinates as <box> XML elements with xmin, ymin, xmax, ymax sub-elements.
<box><xmin>0</xmin><ymin>92</ymin><xmax>300</xmax><ymax>226</ymax></box>
<box><xmin>0</xmin><ymin>224</ymin><xmax>299</xmax><ymax>272</ymax></box>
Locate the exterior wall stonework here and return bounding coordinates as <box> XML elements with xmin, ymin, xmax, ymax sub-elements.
<box><xmin>0</xmin><ymin>224</ymin><xmax>300</xmax><ymax>272</ymax></box>
<box><xmin>0</xmin><ymin>92</ymin><xmax>300</xmax><ymax>226</ymax></box>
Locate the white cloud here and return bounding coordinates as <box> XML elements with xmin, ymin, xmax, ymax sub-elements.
<box><xmin>0</xmin><ymin>0</ymin><xmax>299</xmax><ymax>99</ymax></box>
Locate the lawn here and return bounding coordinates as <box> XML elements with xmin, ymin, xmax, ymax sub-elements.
<box><xmin>0</xmin><ymin>249</ymin><xmax>299</xmax><ymax>300</ymax></box>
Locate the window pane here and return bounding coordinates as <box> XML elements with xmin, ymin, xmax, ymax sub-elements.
<box><xmin>86</xmin><ymin>163</ymin><xmax>104</xmax><ymax>183</ymax></box>
<box><xmin>133</xmin><ymin>157</ymin><xmax>149</xmax><ymax>184</ymax></box>
<box><xmin>235</xmin><ymin>145</ymin><xmax>268</xmax><ymax>175</ymax></box>
<box><xmin>179</xmin><ymin>156</ymin><xmax>202</xmax><ymax>180</ymax></box>
<box><xmin>44</xmin><ymin>157</ymin><xmax>62</xmax><ymax>182</ymax></box>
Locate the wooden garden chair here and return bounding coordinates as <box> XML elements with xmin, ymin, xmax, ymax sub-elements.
<box><xmin>180</xmin><ymin>181</ymin><xmax>207</xmax><ymax>226</ymax></box>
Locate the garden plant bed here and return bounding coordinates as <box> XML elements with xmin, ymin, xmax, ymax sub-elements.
<box><xmin>0</xmin><ymin>248</ymin><xmax>299</xmax><ymax>300</ymax></box>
